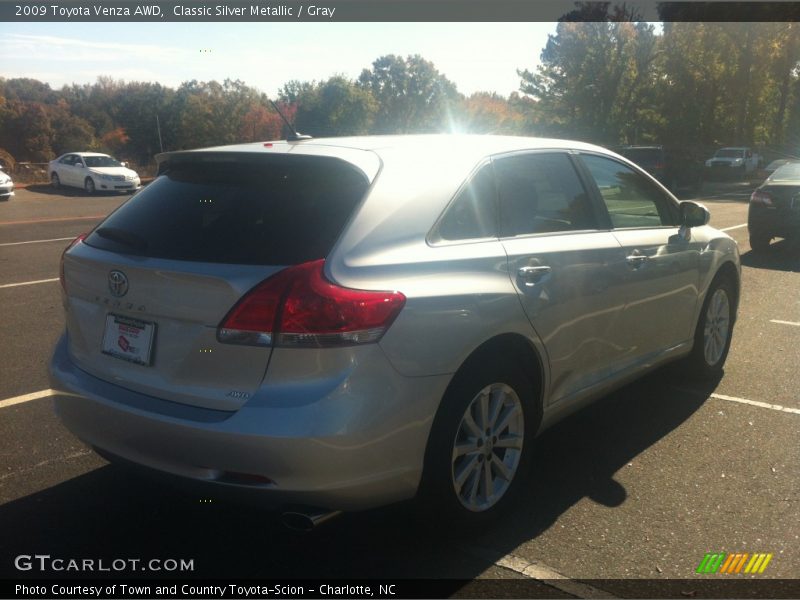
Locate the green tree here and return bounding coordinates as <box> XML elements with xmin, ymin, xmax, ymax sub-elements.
<box><xmin>288</xmin><ymin>76</ymin><xmax>377</xmax><ymax>136</ymax></box>
<box><xmin>519</xmin><ymin>21</ymin><xmax>659</xmax><ymax>145</ymax></box>
<box><xmin>358</xmin><ymin>54</ymin><xmax>461</xmax><ymax>133</ymax></box>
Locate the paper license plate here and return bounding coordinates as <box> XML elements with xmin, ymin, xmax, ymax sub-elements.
<box><xmin>101</xmin><ymin>314</ymin><xmax>156</xmax><ymax>366</ymax></box>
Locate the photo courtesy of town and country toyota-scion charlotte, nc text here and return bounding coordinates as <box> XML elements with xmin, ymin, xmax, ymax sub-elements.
<box><xmin>12</xmin><ymin>3</ymin><xmax>335</xmax><ymax>18</ymax></box>
<box><xmin>15</xmin><ymin>583</ymin><xmax>396</xmax><ymax>598</ymax></box>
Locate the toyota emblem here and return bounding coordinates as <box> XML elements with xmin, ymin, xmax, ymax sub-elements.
<box><xmin>108</xmin><ymin>270</ymin><xmax>129</xmax><ymax>297</ymax></box>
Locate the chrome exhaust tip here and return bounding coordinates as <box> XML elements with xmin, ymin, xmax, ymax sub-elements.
<box><xmin>280</xmin><ymin>507</ymin><xmax>343</xmax><ymax>532</ymax></box>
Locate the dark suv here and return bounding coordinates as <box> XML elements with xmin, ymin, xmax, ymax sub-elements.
<box><xmin>617</xmin><ymin>145</ymin><xmax>702</xmax><ymax>193</ymax></box>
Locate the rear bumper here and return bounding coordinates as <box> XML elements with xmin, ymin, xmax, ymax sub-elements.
<box><xmin>748</xmin><ymin>205</ymin><xmax>800</xmax><ymax>238</ymax></box>
<box><xmin>49</xmin><ymin>334</ymin><xmax>449</xmax><ymax>511</ymax></box>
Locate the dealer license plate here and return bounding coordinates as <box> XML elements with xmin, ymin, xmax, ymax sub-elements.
<box><xmin>101</xmin><ymin>314</ymin><xmax>156</xmax><ymax>366</ymax></box>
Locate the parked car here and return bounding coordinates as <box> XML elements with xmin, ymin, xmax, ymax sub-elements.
<box><xmin>0</xmin><ymin>168</ymin><xmax>13</xmax><ymax>200</ymax></box>
<box><xmin>755</xmin><ymin>158</ymin><xmax>798</xmax><ymax>182</ymax></box>
<box><xmin>748</xmin><ymin>161</ymin><xmax>800</xmax><ymax>251</ymax></box>
<box><xmin>49</xmin><ymin>152</ymin><xmax>141</xmax><ymax>194</ymax></box>
<box><xmin>50</xmin><ymin>135</ymin><xmax>740</xmax><ymax>526</ymax></box>
<box><xmin>617</xmin><ymin>145</ymin><xmax>702</xmax><ymax>192</ymax></box>
<box><xmin>705</xmin><ymin>147</ymin><xmax>761</xmax><ymax>180</ymax></box>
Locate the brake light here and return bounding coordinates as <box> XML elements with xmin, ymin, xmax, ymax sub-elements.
<box><xmin>59</xmin><ymin>233</ymin><xmax>88</xmax><ymax>293</ymax></box>
<box><xmin>217</xmin><ymin>259</ymin><xmax>406</xmax><ymax>348</ymax></box>
<box><xmin>750</xmin><ymin>190</ymin><xmax>773</xmax><ymax>206</ymax></box>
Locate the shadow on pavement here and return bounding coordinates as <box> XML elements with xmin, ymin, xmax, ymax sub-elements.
<box><xmin>741</xmin><ymin>240</ymin><xmax>800</xmax><ymax>272</ymax></box>
<box><xmin>23</xmin><ymin>184</ymin><xmax>132</xmax><ymax>198</ymax></box>
<box><xmin>0</xmin><ymin>368</ymin><xmax>722</xmax><ymax>583</ymax></box>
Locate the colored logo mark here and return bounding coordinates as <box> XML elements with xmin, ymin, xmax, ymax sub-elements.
<box><xmin>696</xmin><ymin>552</ymin><xmax>773</xmax><ymax>574</ymax></box>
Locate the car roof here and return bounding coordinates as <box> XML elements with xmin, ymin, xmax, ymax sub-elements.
<box><xmin>159</xmin><ymin>134</ymin><xmax>613</xmax><ymax>165</ymax></box>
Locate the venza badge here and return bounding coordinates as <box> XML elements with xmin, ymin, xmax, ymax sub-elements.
<box><xmin>108</xmin><ymin>270</ymin><xmax>129</xmax><ymax>297</ymax></box>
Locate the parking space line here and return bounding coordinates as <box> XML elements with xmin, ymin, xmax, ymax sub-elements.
<box><xmin>0</xmin><ymin>277</ymin><xmax>59</xmax><ymax>289</ymax></box>
<box><xmin>462</xmin><ymin>546</ymin><xmax>616</xmax><ymax>598</ymax></box>
<box><xmin>0</xmin><ymin>215</ymin><xmax>104</xmax><ymax>226</ymax></box>
<box><xmin>720</xmin><ymin>223</ymin><xmax>747</xmax><ymax>232</ymax></box>
<box><xmin>770</xmin><ymin>319</ymin><xmax>800</xmax><ymax>327</ymax></box>
<box><xmin>0</xmin><ymin>389</ymin><xmax>56</xmax><ymax>410</ymax></box>
<box><xmin>676</xmin><ymin>387</ymin><xmax>800</xmax><ymax>415</ymax></box>
<box><xmin>0</xmin><ymin>237</ymin><xmax>74</xmax><ymax>247</ymax></box>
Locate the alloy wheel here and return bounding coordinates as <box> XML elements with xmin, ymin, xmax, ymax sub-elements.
<box><xmin>703</xmin><ymin>288</ymin><xmax>731</xmax><ymax>366</ymax></box>
<box><xmin>450</xmin><ymin>383</ymin><xmax>524</xmax><ymax>512</ymax></box>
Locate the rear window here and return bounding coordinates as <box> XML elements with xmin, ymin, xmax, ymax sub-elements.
<box><xmin>769</xmin><ymin>162</ymin><xmax>800</xmax><ymax>181</ymax></box>
<box><xmin>85</xmin><ymin>155</ymin><xmax>369</xmax><ymax>265</ymax></box>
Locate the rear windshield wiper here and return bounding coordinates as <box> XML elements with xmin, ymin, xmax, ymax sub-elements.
<box><xmin>95</xmin><ymin>227</ymin><xmax>148</xmax><ymax>253</ymax></box>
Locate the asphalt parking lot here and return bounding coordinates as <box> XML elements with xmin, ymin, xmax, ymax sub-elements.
<box><xmin>0</xmin><ymin>182</ymin><xmax>797</xmax><ymax>598</ymax></box>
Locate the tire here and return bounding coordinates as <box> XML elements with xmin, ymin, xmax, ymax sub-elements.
<box><xmin>51</xmin><ymin>172</ymin><xmax>60</xmax><ymax>189</ymax></box>
<box><xmin>686</xmin><ymin>275</ymin><xmax>736</xmax><ymax>378</ymax></box>
<box><xmin>749</xmin><ymin>230</ymin><xmax>772</xmax><ymax>252</ymax></box>
<box><xmin>84</xmin><ymin>177</ymin><xmax>96</xmax><ymax>195</ymax></box>
<box><xmin>419</xmin><ymin>355</ymin><xmax>539</xmax><ymax>525</ymax></box>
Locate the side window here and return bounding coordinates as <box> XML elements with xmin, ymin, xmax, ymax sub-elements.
<box><xmin>581</xmin><ymin>154</ymin><xmax>677</xmax><ymax>228</ymax></box>
<box><xmin>60</xmin><ymin>155</ymin><xmax>74</xmax><ymax>165</ymax></box>
<box><xmin>436</xmin><ymin>163</ymin><xmax>497</xmax><ymax>241</ymax></box>
<box><xmin>494</xmin><ymin>152</ymin><xmax>597</xmax><ymax>237</ymax></box>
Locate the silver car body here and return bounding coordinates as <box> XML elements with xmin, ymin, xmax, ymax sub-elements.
<box><xmin>51</xmin><ymin>135</ymin><xmax>740</xmax><ymax>511</ymax></box>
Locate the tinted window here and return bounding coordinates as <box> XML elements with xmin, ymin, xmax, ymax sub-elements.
<box><xmin>437</xmin><ymin>164</ymin><xmax>497</xmax><ymax>241</ymax></box>
<box><xmin>85</xmin><ymin>156</ymin><xmax>369</xmax><ymax>265</ymax></box>
<box><xmin>494</xmin><ymin>152</ymin><xmax>597</xmax><ymax>237</ymax></box>
<box><xmin>581</xmin><ymin>154</ymin><xmax>677</xmax><ymax>228</ymax></box>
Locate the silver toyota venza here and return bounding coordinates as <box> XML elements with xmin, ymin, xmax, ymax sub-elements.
<box><xmin>51</xmin><ymin>135</ymin><xmax>740</xmax><ymax>524</ymax></box>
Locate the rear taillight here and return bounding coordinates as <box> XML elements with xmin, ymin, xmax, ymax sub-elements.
<box><xmin>59</xmin><ymin>233</ymin><xmax>88</xmax><ymax>293</ymax></box>
<box><xmin>750</xmin><ymin>190</ymin><xmax>773</xmax><ymax>206</ymax></box>
<box><xmin>217</xmin><ymin>259</ymin><xmax>406</xmax><ymax>348</ymax></box>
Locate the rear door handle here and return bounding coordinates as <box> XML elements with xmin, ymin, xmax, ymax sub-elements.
<box><xmin>518</xmin><ymin>265</ymin><xmax>551</xmax><ymax>286</ymax></box>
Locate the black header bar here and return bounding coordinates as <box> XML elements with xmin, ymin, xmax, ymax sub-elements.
<box><xmin>2</xmin><ymin>1</ymin><xmax>800</xmax><ymax>22</ymax></box>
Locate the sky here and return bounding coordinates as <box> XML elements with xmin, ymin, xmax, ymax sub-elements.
<box><xmin>0</xmin><ymin>22</ymin><xmax>557</xmax><ymax>98</ymax></box>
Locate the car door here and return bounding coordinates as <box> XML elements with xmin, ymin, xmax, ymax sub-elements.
<box><xmin>495</xmin><ymin>151</ymin><xmax>628</xmax><ymax>405</ymax></box>
<box><xmin>56</xmin><ymin>155</ymin><xmax>75</xmax><ymax>185</ymax></box>
<box><xmin>72</xmin><ymin>155</ymin><xmax>87</xmax><ymax>187</ymax></box>
<box><xmin>578</xmin><ymin>153</ymin><xmax>703</xmax><ymax>364</ymax></box>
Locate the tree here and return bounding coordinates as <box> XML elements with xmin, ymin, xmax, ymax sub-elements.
<box><xmin>358</xmin><ymin>54</ymin><xmax>461</xmax><ymax>133</ymax></box>
<box><xmin>286</xmin><ymin>76</ymin><xmax>377</xmax><ymax>136</ymax></box>
<box><xmin>518</xmin><ymin>21</ymin><xmax>659</xmax><ymax>145</ymax></box>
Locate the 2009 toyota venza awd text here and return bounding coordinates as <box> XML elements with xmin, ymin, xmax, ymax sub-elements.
<box><xmin>50</xmin><ymin>135</ymin><xmax>740</xmax><ymax>524</ymax></box>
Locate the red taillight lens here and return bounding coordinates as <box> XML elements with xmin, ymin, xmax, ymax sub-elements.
<box><xmin>59</xmin><ymin>233</ymin><xmax>88</xmax><ymax>293</ymax></box>
<box><xmin>750</xmin><ymin>190</ymin><xmax>773</xmax><ymax>206</ymax></box>
<box><xmin>218</xmin><ymin>259</ymin><xmax>406</xmax><ymax>348</ymax></box>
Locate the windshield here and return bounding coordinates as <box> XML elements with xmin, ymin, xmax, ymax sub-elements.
<box><xmin>84</xmin><ymin>155</ymin><xmax>123</xmax><ymax>168</ymax></box>
<box><xmin>769</xmin><ymin>162</ymin><xmax>800</xmax><ymax>181</ymax></box>
<box><xmin>715</xmin><ymin>149</ymin><xmax>745</xmax><ymax>158</ymax></box>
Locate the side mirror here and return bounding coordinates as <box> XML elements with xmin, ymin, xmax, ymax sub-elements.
<box><xmin>77</xmin><ymin>163</ymin><xmax>85</xmax><ymax>168</ymax></box>
<box><xmin>680</xmin><ymin>201</ymin><xmax>710</xmax><ymax>228</ymax></box>
<box><xmin>121</xmin><ymin>161</ymin><xmax>128</xmax><ymax>168</ymax></box>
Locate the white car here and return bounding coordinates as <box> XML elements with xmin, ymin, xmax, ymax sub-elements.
<box><xmin>0</xmin><ymin>169</ymin><xmax>13</xmax><ymax>200</ymax></box>
<box><xmin>49</xmin><ymin>152</ymin><xmax>141</xmax><ymax>194</ymax></box>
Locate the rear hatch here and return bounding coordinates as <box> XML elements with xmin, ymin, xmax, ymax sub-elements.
<box><xmin>62</xmin><ymin>152</ymin><xmax>372</xmax><ymax>411</ymax></box>
<box><xmin>760</xmin><ymin>183</ymin><xmax>800</xmax><ymax>216</ymax></box>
